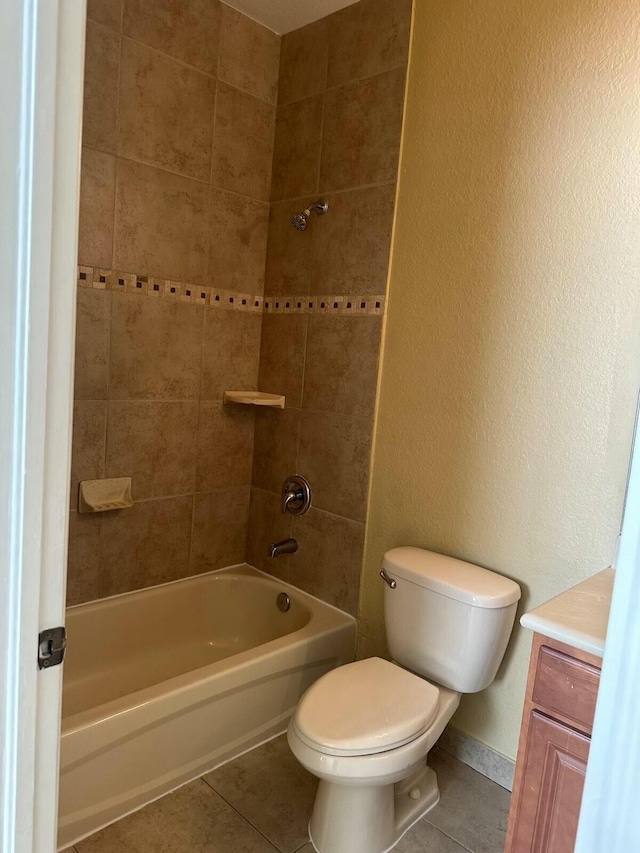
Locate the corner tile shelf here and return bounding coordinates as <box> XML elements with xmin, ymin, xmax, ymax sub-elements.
<box><xmin>223</xmin><ymin>391</ymin><xmax>285</xmax><ymax>409</ymax></box>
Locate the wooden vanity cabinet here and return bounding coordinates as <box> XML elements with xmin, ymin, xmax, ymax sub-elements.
<box><xmin>504</xmin><ymin>633</ymin><xmax>601</xmax><ymax>853</ymax></box>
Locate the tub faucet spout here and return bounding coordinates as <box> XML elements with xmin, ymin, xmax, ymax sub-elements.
<box><xmin>269</xmin><ymin>538</ymin><xmax>298</xmax><ymax>558</ymax></box>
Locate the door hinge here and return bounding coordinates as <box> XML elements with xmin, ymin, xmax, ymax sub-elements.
<box><xmin>38</xmin><ymin>626</ymin><xmax>66</xmax><ymax>669</ymax></box>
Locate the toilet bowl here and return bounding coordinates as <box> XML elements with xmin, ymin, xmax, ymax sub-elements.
<box><xmin>288</xmin><ymin>657</ymin><xmax>460</xmax><ymax>853</ymax></box>
<box><xmin>287</xmin><ymin>547</ymin><xmax>521</xmax><ymax>853</ymax></box>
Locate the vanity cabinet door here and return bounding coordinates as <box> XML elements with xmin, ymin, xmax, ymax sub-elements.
<box><xmin>510</xmin><ymin>711</ymin><xmax>590</xmax><ymax>853</ymax></box>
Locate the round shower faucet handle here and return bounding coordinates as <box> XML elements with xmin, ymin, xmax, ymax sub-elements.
<box><xmin>281</xmin><ymin>474</ymin><xmax>312</xmax><ymax>516</ymax></box>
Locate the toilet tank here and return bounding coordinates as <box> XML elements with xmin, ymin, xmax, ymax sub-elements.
<box><xmin>382</xmin><ymin>547</ymin><xmax>521</xmax><ymax>693</ymax></box>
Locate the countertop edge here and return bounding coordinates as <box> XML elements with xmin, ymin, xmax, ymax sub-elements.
<box><xmin>519</xmin><ymin>567</ymin><xmax>614</xmax><ymax>659</ymax></box>
<box><xmin>520</xmin><ymin>612</ymin><xmax>604</xmax><ymax>658</ymax></box>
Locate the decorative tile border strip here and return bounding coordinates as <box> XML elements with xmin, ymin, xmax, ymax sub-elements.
<box><xmin>77</xmin><ymin>266</ymin><xmax>385</xmax><ymax>316</ymax></box>
<box><xmin>263</xmin><ymin>294</ymin><xmax>384</xmax><ymax>316</ymax></box>
<box><xmin>77</xmin><ymin>266</ymin><xmax>263</xmax><ymax>312</ymax></box>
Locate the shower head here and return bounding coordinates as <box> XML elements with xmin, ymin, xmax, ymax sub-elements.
<box><xmin>291</xmin><ymin>211</ymin><xmax>309</xmax><ymax>231</ymax></box>
<box><xmin>290</xmin><ymin>199</ymin><xmax>328</xmax><ymax>231</ymax></box>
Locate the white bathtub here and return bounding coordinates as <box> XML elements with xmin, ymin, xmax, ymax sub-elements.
<box><xmin>57</xmin><ymin>564</ymin><xmax>356</xmax><ymax>849</ymax></box>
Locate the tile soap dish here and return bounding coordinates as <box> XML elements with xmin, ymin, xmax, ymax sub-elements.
<box><xmin>79</xmin><ymin>477</ymin><xmax>134</xmax><ymax>513</ymax></box>
<box><xmin>223</xmin><ymin>391</ymin><xmax>285</xmax><ymax>409</ymax></box>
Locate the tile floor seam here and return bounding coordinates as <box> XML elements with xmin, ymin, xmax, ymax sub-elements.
<box><xmin>199</xmin><ymin>777</ymin><xmax>280</xmax><ymax>851</ymax></box>
<box><xmin>421</xmin><ymin>816</ymin><xmax>476</xmax><ymax>853</ymax></box>
<box><xmin>70</xmin><ymin>735</ymin><xmax>507</xmax><ymax>853</ymax></box>
<box><xmin>200</xmin><ymin>775</ymin><xmax>285</xmax><ymax>852</ymax></box>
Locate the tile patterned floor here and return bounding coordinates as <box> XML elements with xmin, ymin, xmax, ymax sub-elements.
<box><xmin>64</xmin><ymin>735</ymin><xmax>510</xmax><ymax>853</ymax></box>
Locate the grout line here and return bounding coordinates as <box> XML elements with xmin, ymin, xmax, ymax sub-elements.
<box><xmin>216</xmin><ymin>76</ymin><xmax>278</xmax><ymax>108</ymax></box>
<box><xmin>109</xmin><ymin>149</ymin><xmax>270</xmax><ymax>204</ymax></box>
<box><xmin>295</xmin><ymin>315</ymin><xmax>310</xmax><ymax>451</ymax></box>
<box><xmin>114</xmin><ymin>26</ymin><xmax>123</xmax><ymax>170</ymax></box>
<box><xmin>84</xmin><ymin>17</ymin><xmax>120</xmax><ymax>38</ymax></box>
<box><xmin>276</xmin><ymin>63</ymin><xmax>407</xmax><ymax>110</ymax></box>
<box><xmin>104</xmin><ymin>286</ymin><xmax>113</xmax><ymax>480</ymax></box>
<box><xmin>197</xmin><ymin>307</ymin><xmax>207</xmax><ymax>404</ymax></box>
<box><xmin>248</xmin><ymin>402</ymin><xmax>374</xmax><ymax>425</ymax></box>
<box><xmin>314</xmin><ymin>38</ymin><xmax>330</xmax><ymax>196</ymax></box>
<box><xmin>244</xmin><ymin>485</ymin><xmax>254</xmax><ymax>563</ymax></box>
<box><xmin>68</xmin><ymin>489</ymin><xmax>242</xmax><ymax>512</ymax></box>
<box><xmin>273</xmin><ymin>29</ymin><xmax>281</xmax><ymax>112</ymax></box>
<box><xmin>186</xmin><ymin>492</ymin><xmax>196</xmax><ymax>574</ymax></box>
<box><xmin>200</xmin><ymin>778</ymin><xmax>282</xmax><ymax>851</ymax></box>
<box><xmin>301</xmin><ymin>406</ymin><xmax>374</xmax><ymax>424</ymax></box>
<box><xmin>190</xmin><ymin>299</ymin><xmax>206</xmax><ymax>574</ymax></box>
<box><xmin>117</xmin><ymin>33</ymin><xmax>215</xmax><ymax>89</ymax></box>
<box><xmin>112</xmin><ymin>149</ymin><xmax>216</xmax><ymax>189</ymax></box>
<box><xmin>219</xmin><ymin>0</ymin><xmax>282</xmax><ymax>39</ymax></box>
<box><xmin>121</xmin><ymin>484</ymin><xmax>254</xmax><ymax>504</ymax></box>
<box><xmin>98</xmin><ymin>397</ymin><xmax>108</xmax><ymax>481</ymax></box>
<box><xmin>209</xmin><ymin>70</ymin><xmax>220</xmax><ymax>191</ymax></box>
<box><xmin>82</xmin><ymin>139</ymin><xmax>270</xmax><ymax>209</ymax></box>
<box><xmin>98</xmin><ymin>397</ymin><xmax>203</xmax><ymax>404</ymax></box>
<box><xmin>79</xmin><ymin>140</ymin><xmax>118</xmax><ymax>159</ymax></box>
<box><xmin>262</xmin><ymin>19</ymin><xmax>278</xmax><ymax>201</ymax></box>
<box><xmin>85</xmin><ymin>139</ymin><xmax>270</xmax><ymax>203</ymax></box>
<box><xmin>240</xmin><ymin>480</ymin><xmax>253</xmax><ymax>566</ymax></box>
<box><xmin>324</xmin><ymin>62</ymin><xmax>408</xmax><ymax>96</ymax></box>
<box><xmin>272</xmin><ymin>177</ymin><xmax>397</xmax><ymax>206</ymax></box>
<box><xmin>77</xmin><ymin>399</ymin><xmax>377</xmax><ymax>422</ymax></box>
<box><xmin>214</xmin><ymin>7</ymin><xmax>222</xmax><ymax>82</ymax></box>
<box><xmin>265</xmin><ymin>110</ymin><xmax>276</xmax><ymax>208</ymax></box>
<box><xmin>90</xmin><ymin>8</ymin><xmax>281</xmax><ymax>102</ymax></box>
<box><xmin>109</xmin><ymin>154</ymin><xmax>119</xmax><ymax>268</ymax></box>
<box><xmin>202</xmin><ymin>138</ymin><xmax>213</xmax><ymax>287</ymax></box>
<box><xmin>302</xmin><ymin>503</ymin><xmax>366</xmax><ymax>527</ymax></box>
<box><xmin>320</xmin><ymin>23</ymin><xmax>330</xmax><ymax>94</ymax></box>
<box><xmin>315</xmin><ymin>91</ymin><xmax>326</xmax><ymax>195</ymax></box>
<box><xmin>420</xmin><ymin>817</ymin><xmax>475</xmax><ymax>853</ymax></box>
<box><xmin>106</xmin><ymin>21</ymin><xmax>123</xmax><ymax>271</ymax></box>
<box><xmin>250</xmin><ymin>484</ymin><xmax>366</xmax><ymax>527</ymax></box>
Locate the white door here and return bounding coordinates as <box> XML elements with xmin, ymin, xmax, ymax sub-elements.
<box><xmin>576</xmin><ymin>406</ymin><xmax>640</xmax><ymax>850</ymax></box>
<box><xmin>0</xmin><ymin>1</ymin><xmax>85</xmax><ymax>851</ymax></box>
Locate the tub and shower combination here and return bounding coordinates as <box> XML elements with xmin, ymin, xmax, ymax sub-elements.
<box><xmin>57</xmin><ymin>565</ymin><xmax>356</xmax><ymax>849</ymax></box>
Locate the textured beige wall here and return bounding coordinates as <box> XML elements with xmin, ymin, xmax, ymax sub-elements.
<box><xmin>359</xmin><ymin>0</ymin><xmax>640</xmax><ymax>759</ymax></box>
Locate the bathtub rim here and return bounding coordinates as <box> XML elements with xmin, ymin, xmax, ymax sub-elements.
<box><xmin>65</xmin><ymin>562</ymin><xmax>353</xmax><ymax>620</ymax></box>
<box><xmin>61</xmin><ymin>564</ymin><xmax>356</xmax><ymax>738</ymax></box>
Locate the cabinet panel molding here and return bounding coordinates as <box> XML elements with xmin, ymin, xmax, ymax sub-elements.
<box><xmin>505</xmin><ymin>634</ymin><xmax>601</xmax><ymax>853</ymax></box>
<box><xmin>532</xmin><ymin>646</ymin><xmax>600</xmax><ymax>734</ymax></box>
<box><xmin>526</xmin><ymin>712</ymin><xmax>590</xmax><ymax>852</ymax></box>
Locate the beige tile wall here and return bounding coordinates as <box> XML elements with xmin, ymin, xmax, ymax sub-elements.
<box><xmin>71</xmin><ymin>0</ymin><xmax>411</xmax><ymax>612</ymax></box>
<box><xmin>69</xmin><ymin>0</ymin><xmax>279</xmax><ymax>604</ymax></box>
<box><xmin>248</xmin><ymin>0</ymin><xmax>412</xmax><ymax>615</ymax></box>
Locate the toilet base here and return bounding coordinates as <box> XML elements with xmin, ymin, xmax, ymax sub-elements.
<box><xmin>308</xmin><ymin>763</ymin><xmax>439</xmax><ymax>853</ymax></box>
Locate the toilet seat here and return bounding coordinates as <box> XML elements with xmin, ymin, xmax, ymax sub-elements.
<box><xmin>292</xmin><ymin>657</ymin><xmax>440</xmax><ymax>757</ymax></box>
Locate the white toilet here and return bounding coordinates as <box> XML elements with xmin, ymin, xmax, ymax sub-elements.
<box><xmin>287</xmin><ymin>547</ymin><xmax>521</xmax><ymax>853</ymax></box>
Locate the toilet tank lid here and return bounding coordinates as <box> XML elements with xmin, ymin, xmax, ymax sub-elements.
<box><xmin>382</xmin><ymin>547</ymin><xmax>521</xmax><ymax>609</ymax></box>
